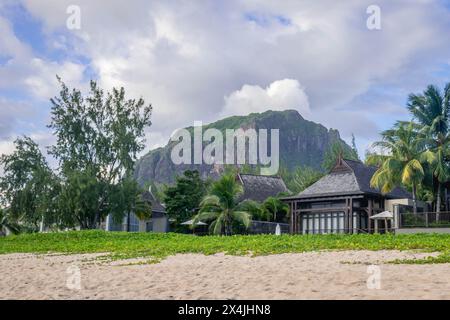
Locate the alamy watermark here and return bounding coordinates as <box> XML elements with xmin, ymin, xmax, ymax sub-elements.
<box><xmin>366</xmin><ymin>5</ymin><xmax>381</xmax><ymax>30</ymax></box>
<box><xmin>170</xmin><ymin>121</ymin><xmax>280</xmax><ymax>175</ymax></box>
<box><xmin>66</xmin><ymin>5</ymin><xmax>81</xmax><ymax>30</ymax></box>
<box><xmin>66</xmin><ymin>265</ymin><xmax>82</xmax><ymax>290</ymax></box>
<box><xmin>366</xmin><ymin>265</ymin><xmax>381</xmax><ymax>289</ymax></box>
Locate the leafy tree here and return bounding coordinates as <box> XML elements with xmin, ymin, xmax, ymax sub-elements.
<box><xmin>48</xmin><ymin>78</ymin><xmax>152</xmax><ymax>228</ymax></box>
<box><xmin>322</xmin><ymin>141</ymin><xmax>359</xmax><ymax>171</ymax></box>
<box><xmin>0</xmin><ymin>137</ymin><xmax>57</xmax><ymax>230</ymax></box>
<box><xmin>407</xmin><ymin>83</ymin><xmax>450</xmax><ymax>215</ymax></box>
<box><xmin>261</xmin><ymin>196</ymin><xmax>289</xmax><ymax>222</ymax></box>
<box><xmin>367</xmin><ymin>122</ymin><xmax>427</xmax><ymax>214</ymax></box>
<box><xmin>193</xmin><ymin>174</ymin><xmax>257</xmax><ymax>235</ymax></box>
<box><xmin>163</xmin><ymin>170</ymin><xmax>208</xmax><ymax>229</ymax></box>
<box><xmin>57</xmin><ymin>169</ymin><xmax>107</xmax><ymax>229</ymax></box>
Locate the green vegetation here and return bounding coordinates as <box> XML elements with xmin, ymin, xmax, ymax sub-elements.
<box><xmin>0</xmin><ymin>136</ymin><xmax>57</xmax><ymax>230</ymax></box>
<box><xmin>1</xmin><ymin>231</ymin><xmax>450</xmax><ymax>264</ymax></box>
<box><xmin>0</xmin><ymin>79</ymin><xmax>152</xmax><ymax>231</ymax></box>
<box><xmin>281</xmin><ymin>165</ymin><xmax>324</xmax><ymax>194</ymax></box>
<box><xmin>163</xmin><ymin>170</ymin><xmax>209</xmax><ymax>230</ymax></box>
<box><xmin>193</xmin><ymin>174</ymin><xmax>257</xmax><ymax>235</ymax></box>
<box><xmin>367</xmin><ymin>122</ymin><xmax>427</xmax><ymax>214</ymax></box>
<box><xmin>261</xmin><ymin>196</ymin><xmax>289</xmax><ymax>222</ymax></box>
<box><xmin>322</xmin><ymin>141</ymin><xmax>359</xmax><ymax>172</ymax></box>
<box><xmin>0</xmin><ymin>208</ymin><xmax>20</xmax><ymax>235</ymax></box>
<box><xmin>367</xmin><ymin>83</ymin><xmax>450</xmax><ymax>213</ymax></box>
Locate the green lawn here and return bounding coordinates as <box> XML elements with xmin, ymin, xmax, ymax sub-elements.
<box><xmin>1</xmin><ymin>230</ymin><xmax>450</xmax><ymax>264</ymax></box>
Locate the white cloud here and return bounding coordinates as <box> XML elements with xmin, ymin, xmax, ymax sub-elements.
<box><xmin>1</xmin><ymin>0</ymin><xmax>449</xmax><ymax>158</ymax></box>
<box><xmin>0</xmin><ymin>13</ymin><xmax>86</xmax><ymax>101</ymax></box>
<box><xmin>24</xmin><ymin>58</ymin><xmax>86</xmax><ymax>99</ymax></box>
<box><xmin>221</xmin><ymin>79</ymin><xmax>310</xmax><ymax>118</ymax></box>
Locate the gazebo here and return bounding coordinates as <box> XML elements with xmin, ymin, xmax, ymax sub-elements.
<box><xmin>370</xmin><ymin>211</ymin><xmax>394</xmax><ymax>233</ymax></box>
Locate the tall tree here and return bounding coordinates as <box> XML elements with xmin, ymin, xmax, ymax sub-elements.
<box><xmin>367</xmin><ymin>122</ymin><xmax>427</xmax><ymax>214</ymax></box>
<box><xmin>407</xmin><ymin>83</ymin><xmax>450</xmax><ymax>215</ymax></box>
<box><xmin>193</xmin><ymin>174</ymin><xmax>257</xmax><ymax>235</ymax></box>
<box><xmin>48</xmin><ymin>78</ymin><xmax>152</xmax><ymax>228</ymax></box>
<box><xmin>163</xmin><ymin>170</ymin><xmax>208</xmax><ymax>230</ymax></box>
<box><xmin>0</xmin><ymin>137</ymin><xmax>57</xmax><ymax>230</ymax></box>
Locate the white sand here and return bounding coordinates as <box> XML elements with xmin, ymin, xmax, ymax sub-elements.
<box><xmin>1</xmin><ymin>250</ymin><xmax>449</xmax><ymax>300</ymax></box>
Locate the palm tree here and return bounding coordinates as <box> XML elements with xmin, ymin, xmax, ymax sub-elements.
<box><xmin>367</xmin><ymin>122</ymin><xmax>427</xmax><ymax>214</ymax></box>
<box><xmin>262</xmin><ymin>197</ymin><xmax>289</xmax><ymax>222</ymax></box>
<box><xmin>407</xmin><ymin>83</ymin><xmax>450</xmax><ymax>216</ymax></box>
<box><xmin>192</xmin><ymin>174</ymin><xmax>255</xmax><ymax>235</ymax></box>
<box><xmin>133</xmin><ymin>194</ymin><xmax>152</xmax><ymax>221</ymax></box>
<box><xmin>0</xmin><ymin>208</ymin><xmax>20</xmax><ymax>236</ymax></box>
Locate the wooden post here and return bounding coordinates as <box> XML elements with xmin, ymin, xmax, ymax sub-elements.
<box><xmin>349</xmin><ymin>197</ymin><xmax>353</xmax><ymax>234</ymax></box>
<box><xmin>446</xmin><ymin>187</ymin><xmax>449</xmax><ymax>212</ymax></box>
<box><xmin>368</xmin><ymin>198</ymin><xmax>373</xmax><ymax>233</ymax></box>
<box><xmin>289</xmin><ymin>202</ymin><xmax>294</xmax><ymax>234</ymax></box>
<box><xmin>344</xmin><ymin>198</ymin><xmax>349</xmax><ymax>234</ymax></box>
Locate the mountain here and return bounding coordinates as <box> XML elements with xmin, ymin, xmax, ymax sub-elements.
<box><xmin>134</xmin><ymin>110</ymin><xmax>353</xmax><ymax>186</ymax></box>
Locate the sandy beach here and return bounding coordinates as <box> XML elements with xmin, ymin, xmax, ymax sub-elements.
<box><xmin>1</xmin><ymin>250</ymin><xmax>449</xmax><ymax>300</ymax></box>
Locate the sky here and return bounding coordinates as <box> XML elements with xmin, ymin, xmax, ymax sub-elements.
<box><xmin>1</xmin><ymin>0</ymin><xmax>450</xmax><ymax>165</ymax></box>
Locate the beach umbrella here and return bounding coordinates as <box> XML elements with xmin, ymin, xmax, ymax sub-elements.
<box><xmin>180</xmin><ymin>219</ymin><xmax>207</xmax><ymax>226</ymax></box>
<box><xmin>370</xmin><ymin>211</ymin><xmax>393</xmax><ymax>233</ymax></box>
<box><xmin>370</xmin><ymin>211</ymin><xmax>394</xmax><ymax>219</ymax></box>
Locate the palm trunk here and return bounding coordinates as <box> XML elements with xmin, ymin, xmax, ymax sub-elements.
<box><xmin>412</xmin><ymin>183</ymin><xmax>417</xmax><ymax>215</ymax></box>
<box><xmin>436</xmin><ymin>182</ymin><xmax>441</xmax><ymax>222</ymax></box>
<box><xmin>445</xmin><ymin>187</ymin><xmax>449</xmax><ymax>212</ymax></box>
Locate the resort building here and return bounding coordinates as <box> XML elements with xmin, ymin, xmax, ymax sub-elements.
<box><xmin>104</xmin><ymin>190</ymin><xmax>169</xmax><ymax>233</ymax></box>
<box><xmin>236</xmin><ymin>173</ymin><xmax>289</xmax><ymax>202</ymax></box>
<box><xmin>235</xmin><ymin>173</ymin><xmax>290</xmax><ymax>234</ymax></box>
<box><xmin>283</xmin><ymin>157</ymin><xmax>427</xmax><ymax>234</ymax></box>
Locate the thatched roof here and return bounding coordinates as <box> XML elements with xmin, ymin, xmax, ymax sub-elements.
<box><xmin>237</xmin><ymin>173</ymin><xmax>289</xmax><ymax>202</ymax></box>
<box><xmin>289</xmin><ymin>158</ymin><xmax>411</xmax><ymax>199</ymax></box>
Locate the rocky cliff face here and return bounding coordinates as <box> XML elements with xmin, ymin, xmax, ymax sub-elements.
<box><xmin>134</xmin><ymin>110</ymin><xmax>351</xmax><ymax>185</ymax></box>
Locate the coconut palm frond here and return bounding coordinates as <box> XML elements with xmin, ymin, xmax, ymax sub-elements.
<box><xmin>211</xmin><ymin>215</ymin><xmax>224</xmax><ymax>235</ymax></box>
<box><xmin>232</xmin><ymin>211</ymin><xmax>251</xmax><ymax>228</ymax></box>
<box><xmin>0</xmin><ymin>209</ymin><xmax>21</xmax><ymax>235</ymax></box>
<box><xmin>401</xmin><ymin>159</ymin><xmax>424</xmax><ymax>184</ymax></box>
<box><xmin>199</xmin><ymin>195</ymin><xmax>221</xmax><ymax>211</ymax></box>
<box><xmin>197</xmin><ymin>174</ymin><xmax>258</xmax><ymax>235</ymax></box>
<box><xmin>134</xmin><ymin>195</ymin><xmax>152</xmax><ymax>221</ymax></box>
<box><xmin>365</xmin><ymin>154</ymin><xmax>388</xmax><ymax>166</ymax></box>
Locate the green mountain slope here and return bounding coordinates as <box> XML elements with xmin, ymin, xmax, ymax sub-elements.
<box><xmin>134</xmin><ymin>110</ymin><xmax>352</xmax><ymax>185</ymax></box>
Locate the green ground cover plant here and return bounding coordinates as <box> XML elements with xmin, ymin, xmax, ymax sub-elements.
<box><xmin>1</xmin><ymin>231</ymin><xmax>450</xmax><ymax>264</ymax></box>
